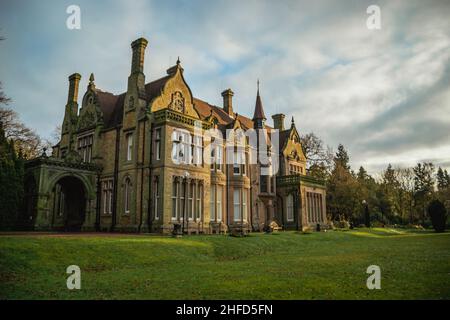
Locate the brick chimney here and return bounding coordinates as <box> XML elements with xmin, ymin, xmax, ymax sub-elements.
<box><xmin>221</xmin><ymin>88</ymin><xmax>234</xmax><ymax>117</ymax></box>
<box><xmin>272</xmin><ymin>113</ymin><xmax>285</xmax><ymax>131</ymax></box>
<box><xmin>67</xmin><ymin>73</ymin><xmax>81</xmax><ymax>105</ymax></box>
<box><xmin>130</xmin><ymin>37</ymin><xmax>148</xmax><ymax>75</ymax></box>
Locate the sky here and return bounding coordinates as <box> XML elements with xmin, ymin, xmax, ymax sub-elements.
<box><xmin>0</xmin><ymin>0</ymin><xmax>449</xmax><ymax>174</ymax></box>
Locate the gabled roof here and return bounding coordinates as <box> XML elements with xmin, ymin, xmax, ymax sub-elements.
<box><xmin>93</xmin><ymin>71</ymin><xmax>272</xmax><ymax>132</ymax></box>
<box><xmin>193</xmin><ymin>97</ymin><xmax>272</xmax><ymax>132</ymax></box>
<box><xmin>93</xmin><ymin>75</ymin><xmax>172</xmax><ymax>129</ymax></box>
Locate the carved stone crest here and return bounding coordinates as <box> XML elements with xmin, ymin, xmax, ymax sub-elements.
<box><xmin>169</xmin><ymin>91</ymin><xmax>185</xmax><ymax>113</ymax></box>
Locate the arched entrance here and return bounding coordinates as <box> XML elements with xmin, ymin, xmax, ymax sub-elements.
<box><xmin>53</xmin><ymin>176</ymin><xmax>86</xmax><ymax>231</ymax></box>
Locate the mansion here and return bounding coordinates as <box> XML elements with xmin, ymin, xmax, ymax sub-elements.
<box><xmin>23</xmin><ymin>37</ymin><xmax>327</xmax><ymax>234</ymax></box>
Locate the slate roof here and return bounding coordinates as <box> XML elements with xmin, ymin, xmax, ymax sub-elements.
<box><xmin>94</xmin><ymin>72</ymin><xmax>271</xmax><ymax>132</ymax></box>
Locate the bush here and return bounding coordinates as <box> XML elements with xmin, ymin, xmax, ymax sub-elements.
<box><xmin>371</xmin><ymin>220</ymin><xmax>385</xmax><ymax>228</ymax></box>
<box><xmin>427</xmin><ymin>200</ymin><xmax>447</xmax><ymax>232</ymax></box>
<box><xmin>333</xmin><ymin>220</ymin><xmax>350</xmax><ymax>229</ymax></box>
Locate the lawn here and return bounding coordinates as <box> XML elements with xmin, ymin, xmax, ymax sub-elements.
<box><xmin>0</xmin><ymin>228</ymin><xmax>449</xmax><ymax>300</ymax></box>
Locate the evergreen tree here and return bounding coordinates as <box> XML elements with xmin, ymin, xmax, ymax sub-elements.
<box><xmin>413</xmin><ymin>162</ymin><xmax>435</xmax><ymax>224</ymax></box>
<box><xmin>437</xmin><ymin>167</ymin><xmax>450</xmax><ymax>191</ymax></box>
<box><xmin>0</xmin><ymin>121</ymin><xmax>24</xmax><ymax>230</ymax></box>
<box><xmin>334</xmin><ymin>144</ymin><xmax>350</xmax><ymax>171</ymax></box>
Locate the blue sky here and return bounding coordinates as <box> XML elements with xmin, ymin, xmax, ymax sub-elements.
<box><xmin>1</xmin><ymin>0</ymin><xmax>449</xmax><ymax>173</ymax></box>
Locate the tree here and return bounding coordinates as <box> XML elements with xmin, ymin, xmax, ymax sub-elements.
<box><xmin>396</xmin><ymin>167</ymin><xmax>415</xmax><ymax>223</ymax></box>
<box><xmin>0</xmin><ymin>107</ymin><xmax>45</xmax><ymax>159</ymax></box>
<box><xmin>326</xmin><ymin>144</ymin><xmax>360</xmax><ymax>222</ymax></box>
<box><xmin>437</xmin><ymin>167</ymin><xmax>450</xmax><ymax>191</ymax></box>
<box><xmin>427</xmin><ymin>200</ymin><xmax>447</xmax><ymax>232</ymax></box>
<box><xmin>334</xmin><ymin>144</ymin><xmax>350</xmax><ymax>171</ymax></box>
<box><xmin>300</xmin><ymin>132</ymin><xmax>333</xmax><ymax>178</ymax></box>
<box><xmin>413</xmin><ymin>162</ymin><xmax>435</xmax><ymax>224</ymax></box>
<box><xmin>0</xmin><ymin>121</ymin><xmax>24</xmax><ymax>229</ymax></box>
<box><xmin>0</xmin><ymin>82</ymin><xmax>11</xmax><ymax>105</ymax></box>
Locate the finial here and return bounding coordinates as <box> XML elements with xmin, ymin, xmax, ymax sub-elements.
<box><xmin>88</xmin><ymin>73</ymin><xmax>96</xmax><ymax>90</ymax></box>
<box><xmin>291</xmin><ymin>116</ymin><xmax>295</xmax><ymax>127</ymax></box>
<box><xmin>176</xmin><ymin>56</ymin><xmax>180</xmax><ymax>65</ymax></box>
<box><xmin>257</xmin><ymin>79</ymin><xmax>260</xmax><ymax>93</ymax></box>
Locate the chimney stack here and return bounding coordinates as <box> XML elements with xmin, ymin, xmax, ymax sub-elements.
<box><xmin>272</xmin><ymin>113</ymin><xmax>285</xmax><ymax>131</ymax></box>
<box><xmin>67</xmin><ymin>73</ymin><xmax>81</xmax><ymax>105</ymax></box>
<box><xmin>130</xmin><ymin>37</ymin><xmax>148</xmax><ymax>75</ymax></box>
<box><xmin>221</xmin><ymin>88</ymin><xmax>234</xmax><ymax>117</ymax></box>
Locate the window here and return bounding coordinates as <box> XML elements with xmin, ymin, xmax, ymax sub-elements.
<box><xmin>154</xmin><ymin>178</ymin><xmax>160</xmax><ymax>220</ymax></box>
<box><xmin>180</xmin><ymin>181</ymin><xmax>185</xmax><ymax>220</ymax></box>
<box><xmin>188</xmin><ymin>183</ymin><xmax>194</xmax><ymax>220</ymax></box>
<box><xmin>124</xmin><ymin>177</ymin><xmax>131</xmax><ymax>214</ymax></box>
<box><xmin>171</xmin><ymin>130</ymin><xmax>191</xmax><ymax>164</ymax></box>
<box><xmin>77</xmin><ymin>134</ymin><xmax>93</xmax><ymax>163</ymax></box>
<box><xmin>306</xmin><ymin>192</ymin><xmax>323</xmax><ymax>223</ymax></box>
<box><xmin>233</xmin><ymin>152</ymin><xmax>241</xmax><ymax>175</ymax></box>
<box><xmin>210</xmin><ymin>184</ymin><xmax>216</xmax><ymax>221</ymax></box>
<box><xmin>126</xmin><ymin>133</ymin><xmax>133</xmax><ymax>161</ymax></box>
<box><xmin>210</xmin><ymin>148</ymin><xmax>215</xmax><ymax>171</ymax></box>
<box><xmin>242</xmin><ymin>190</ymin><xmax>247</xmax><ymax>221</ymax></box>
<box><xmin>193</xmin><ymin>135</ymin><xmax>202</xmax><ymax>166</ymax></box>
<box><xmin>216</xmin><ymin>146</ymin><xmax>223</xmax><ymax>171</ymax></box>
<box><xmin>233</xmin><ymin>189</ymin><xmax>241</xmax><ymax>221</ymax></box>
<box><xmin>172</xmin><ymin>180</ymin><xmax>179</xmax><ymax>219</ymax></box>
<box><xmin>102</xmin><ymin>180</ymin><xmax>113</xmax><ymax>215</ymax></box>
<box><xmin>155</xmin><ymin>129</ymin><xmax>161</xmax><ymax>160</ymax></box>
<box><xmin>196</xmin><ymin>184</ymin><xmax>202</xmax><ymax>220</ymax></box>
<box><xmin>217</xmin><ymin>185</ymin><xmax>223</xmax><ymax>221</ymax></box>
<box><xmin>286</xmin><ymin>194</ymin><xmax>294</xmax><ymax>221</ymax></box>
<box><xmin>260</xmin><ymin>175</ymin><xmax>267</xmax><ymax>193</ymax></box>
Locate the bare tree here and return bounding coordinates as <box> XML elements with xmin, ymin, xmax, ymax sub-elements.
<box><xmin>0</xmin><ymin>107</ymin><xmax>45</xmax><ymax>159</ymax></box>
<box><xmin>0</xmin><ymin>82</ymin><xmax>11</xmax><ymax>106</ymax></box>
<box><xmin>300</xmin><ymin>132</ymin><xmax>334</xmax><ymax>170</ymax></box>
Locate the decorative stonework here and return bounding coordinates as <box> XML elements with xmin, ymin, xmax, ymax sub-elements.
<box><xmin>153</xmin><ymin>109</ymin><xmax>211</xmax><ymax>130</ymax></box>
<box><xmin>78</xmin><ymin>109</ymin><xmax>96</xmax><ymax>130</ymax></box>
<box><xmin>169</xmin><ymin>91</ymin><xmax>185</xmax><ymax>113</ymax></box>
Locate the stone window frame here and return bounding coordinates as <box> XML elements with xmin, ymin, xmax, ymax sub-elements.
<box><xmin>153</xmin><ymin>176</ymin><xmax>160</xmax><ymax>220</ymax></box>
<box><xmin>102</xmin><ymin>179</ymin><xmax>114</xmax><ymax>215</ymax></box>
<box><xmin>77</xmin><ymin>133</ymin><xmax>94</xmax><ymax>163</ymax></box>
<box><xmin>155</xmin><ymin>128</ymin><xmax>161</xmax><ymax>161</ymax></box>
<box><xmin>123</xmin><ymin>176</ymin><xmax>132</xmax><ymax>215</ymax></box>
<box><xmin>286</xmin><ymin>193</ymin><xmax>294</xmax><ymax>222</ymax></box>
<box><xmin>126</xmin><ymin>133</ymin><xmax>133</xmax><ymax>162</ymax></box>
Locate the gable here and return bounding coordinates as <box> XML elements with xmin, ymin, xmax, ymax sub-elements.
<box><xmin>149</xmin><ymin>66</ymin><xmax>200</xmax><ymax>119</ymax></box>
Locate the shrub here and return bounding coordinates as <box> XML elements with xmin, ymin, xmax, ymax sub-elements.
<box><xmin>333</xmin><ymin>220</ymin><xmax>350</xmax><ymax>229</ymax></box>
<box><xmin>427</xmin><ymin>200</ymin><xmax>447</xmax><ymax>232</ymax></box>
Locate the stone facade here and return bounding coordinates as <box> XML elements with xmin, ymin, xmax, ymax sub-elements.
<box><xmin>23</xmin><ymin>37</ymin><xmax>327</xmax><ymax>234</ymax></box>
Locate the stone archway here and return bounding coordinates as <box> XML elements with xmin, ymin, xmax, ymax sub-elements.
<box><xmin>53</xmin><ymin>176</ymin><xmax>87</xmax><ymax>231</ymax></box>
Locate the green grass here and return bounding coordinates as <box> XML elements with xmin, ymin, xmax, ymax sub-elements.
<box><xmin>0</xmin><ymin>228</ymin><xmax>449</xmax><ymax>299</ymax></box>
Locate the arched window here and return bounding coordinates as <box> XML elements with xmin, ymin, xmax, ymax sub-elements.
<box><xmin>124</xmin><ymin>177</ymin><xmax>131</xmax><ymax>214</ymax></box>
<box><xmin>286</xmin><ymin>194</ymin><xmax>294</xmax><ymax>222</ymax></box>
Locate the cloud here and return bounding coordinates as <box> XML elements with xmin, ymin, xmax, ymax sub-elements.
<box><xmin>0</xmin><ymin>0</ymin><xmax>449</xmax><ymax>174</ymax></box>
